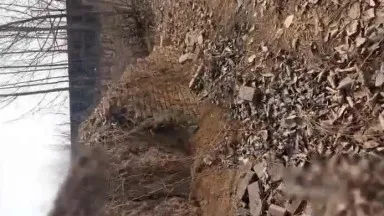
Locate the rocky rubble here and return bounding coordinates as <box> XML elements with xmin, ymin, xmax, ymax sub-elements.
<box><xmin>178</xmin><ymin>1</ymin><xmax>384</xmax><ymax>156</ymax></box>
<box><xmin>234</xmin><ymin>153</ymin><xmax>384</xmax><ymax>216</ymax></box>
<box><xmin>171</xmin><ymin>0</ymin><xmax>384</xmax><ymax>215</ymax></box>
<box><xmin>186</xmin><ymin>0</ymin><xmax>384</xmax><ymax>163</ymax></box>
<box><xmin>235</xmin><ymin>159</ymin><xmax>307</xmax><ymax>216</ymax></box>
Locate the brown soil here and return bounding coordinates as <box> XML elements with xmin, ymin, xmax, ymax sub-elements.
<box><xmin>190</xmin><ymin>105</ymin><xmax>238</xmax><ymax>216</ymax></box>
<box><xmin>192</xmin><ymin>169</ymin><xmax>237</xmax><ymax>216</ymax></box>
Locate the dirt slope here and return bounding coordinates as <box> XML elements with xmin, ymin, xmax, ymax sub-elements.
<box><xmin>79</xmin><ymin>0</ymin><xmax>384</xmax><ymax>215</ymax></box>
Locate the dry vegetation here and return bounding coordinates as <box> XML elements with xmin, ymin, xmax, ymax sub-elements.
<box><xmin>69</xmin><ymin>0</ymin><xmax>384</xmax><ymax>215</ymax></box>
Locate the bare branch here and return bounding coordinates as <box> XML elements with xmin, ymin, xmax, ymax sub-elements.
<box><xmin>0</xmin><ymin>75</ymin><xmax>68</xmax><ymax>87</ymax></box>
<box><xmin>0</xmin><ymin>87</ymin><xmax>69</xmax><ymax>97</ymax></box>
<box><xmin>0</xmin><ymin>80</ymin><xmax>68</xmax><ymax>90</ymax></box>
<box><xmin>0</xmin><ymin>63</ymin><xmax>67</xmax><ymax>69</ymax></box>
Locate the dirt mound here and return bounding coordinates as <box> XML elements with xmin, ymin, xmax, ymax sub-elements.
<box><xmin>190</xmin><ymin>106</ymin><xmax>239</xmax><ymax>216</ymax></box>
<box><xmin>79</xmin><ymin>45</ymin><xmax>240</xmax><ymax>215</ymax></box>
<box><xmin>80</xmin><ymin>47</ymin><xmax>201</xmax><ymax>215</ymax></box>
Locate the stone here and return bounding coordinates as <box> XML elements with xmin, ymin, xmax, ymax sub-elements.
<box><xmin>375</xmin><ymin>72</ymin><xmax>384</xmax><ymax>87</ymax></box>
<box><xmin>355</xmin><ymin>36</ymin><xmax>366</xmax><ymax>48</ymax></box>
<box><xmin>178</xmin><ymin>53</ymin><xmax>196</xmax><ymax>64</ymax></box>
<box><xmin>236</xmin><ymin>171</ymin><xmax>255</xmax><ymax>200</ymax></box>
<box><xmin>275</xmin><ymin>28</ymin><xmax>284</xmax><ymax>39</ymax></box>
<box><xmin>379</xmin><ymin>114</ymin><xmax>384</xmax><ymax>130</ymax></box>
<box><xmin>240</xmin><ymin>161</ymin><xmax>254</xmax><ymax>173</ymax></box>
<box><xmin>286</xmin><ymin>198</ymin><xmax>304</xmax><ymax>214</ymax></box>
<box><xmin>284</xmin><ymin>15</ymin><xmax>294</xmax><ymax>28</ymax></box>
<box><xmin>185</xmin><ymin>32</ymin><xmax>197</xmax><ymax>47</ymax></box>
<box><xmin>236</xmin><ymin>0</ymin><xmax>243</xmax><ymax>11</ymax></box>
<box><xmin>362</xmin><ymin>8</ymin><xmax>375</xmax><ymax>21</ymax></box>
<box><xmin>197</xmin><ymin>34</ymin><xmax>204</xmax><ymax>45</ymax></box>
<box><xmin>248</xmin><ymin>54</ymin><xmax>257</xmax><ymax>63</ymax></box>
<box><xmin>238</xmin><ymin>86</ymin><xmax>256</xmax><ymax>101</ymax></box>
<box><xmin>253</xmin><ymin>163</ymin><xmax>266</xmax><ymax>179</ymax></box>
<box><xmin>267</xmin><ymin>162</ymin><xmax>285</xmax><ymax>183</ymax></box>
<box><xmin>337</xmin><ymin>76</ymin><xmax>354</xmax><ymax>90</ymax></box>
<box><xmin>203</xmin><ymin>155</ymin><xmax>214</xmax><ymax>165</ymax></box>
<box><xmin>348</xmin><ymin>2</ymin><xmax>361</xmax><ymax>19</ymax></box>
<box><xmin>268</xmin><ymin>204</ymin><xmax>287</xmax><ymax>216</ymax></box>
<box><xmin>248</xmin><ymin>182</ymin><xmax>262</xmax><ymax>216</ymax></box>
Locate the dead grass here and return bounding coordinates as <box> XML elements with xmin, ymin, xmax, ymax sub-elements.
<box><xmin>79</xmin><ymin>45</ymin><xmax>203</xmax><ymax>215</ymax></box>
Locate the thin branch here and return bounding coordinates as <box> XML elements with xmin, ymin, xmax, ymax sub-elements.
<box><xmin>0</xmin><ymin>87</ymin><xmax>69</xmax><ymax>97</ymax></box>
<box><xmin>0</xmin><ymin>80</ymin><xmax>68</xmax><ymax>90</ymax></box>
<box><xmin>0</xmin><ymin>66</ymin><xmax>68</xmax><ymax>75</ymax></box>
<box><xmin>0</xmin><ymin>75</ymin><xmax>68</xmax><ymax>87</ymax></box>
<box><xmin>0</xmin><ymin>14</ymin><xmax>66</xmax><ymax>30</ymax></box>
<box><xmin>0</xmin><ymin>48</ymin><xmax>67</xmax><ymax>55</ymax></box>
<box><xmin>0</xmin><ymin>63</ymin><xmax>67</xmax><ymax>69</ymax></box>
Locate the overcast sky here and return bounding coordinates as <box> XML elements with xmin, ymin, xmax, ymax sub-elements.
<box><xmin>0</xmin><ymin>92</ymin><xmax>70</xmax><ymax>216</ymax></box>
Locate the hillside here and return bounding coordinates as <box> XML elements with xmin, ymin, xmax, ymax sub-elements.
<box><xmin>79</xmin><ymin>0</ymin><xmax>384</xmax><ymax>215</ymax></box>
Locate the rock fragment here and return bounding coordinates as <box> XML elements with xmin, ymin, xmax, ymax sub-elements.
<box><xmin>375</xmin><ymin>72</ymin><xmax>384</xmax><ymax>87</ymax></box>
<box><xmin>267</xmin><ymin>162</ymin><xmax>284</xmax><ymax>183</ymax></box>
<box><xmin>197</xmin><ymin>34</ymin><xmax>204</xmax><ymax>45</ymax></box>
<box><xmin>337</xmin><ymin>76</ymin><xmax>354</xmax><ymax>90</ymax></box>
<box><xmin>348</xmin><ymin>2</ymin><xmax>361</xmax><ymax>19</ymax></box>
<box><xmin>368</xmin><ymin>0</ymin><xmax>376</xmax><ymax>6</ymax></box>
<box><xmin>362</xmin><ymin>8</ymin><xmax>375</xmax><ymax>21</ymax></box>
<box><xmin>379</xmin><ymin>114</ymin><xmax>384</xmax><ymax>130</ymax></box>
<box><xmin>286</xmin><ymin>198</ymin><xmax>304</xmax><ymax>214</ymax></box>
<box><xmin>355</xmin><ymin>36</ymin><xmax>367</xmax><ymax>48</ymax></box>
<box><xmin>309</xmin><ymin>0</ymin><xmax>319</xmax><ymax>4</ymax></box>
<box><xmin>248</xmin><ymin>54</ymin><xmax>257</xmax><ymax>63</ymax></box>
<box><xmin>253</xmin><ymin>162</ymin><xmax>266</xmax><ymax>179</ymax></box>
<box><xmin>241</xmin><ymin>161</ymin><xmax>254</xmax><ymax>172</ymax></box>
<box><xmin>238</xmin><ymin>86</ymin><xmax>257</xmax><ymax>102</ymax></box>
<box><xmin>236</xmin><ymin>171</ymin><xmax>255</xmax><ymax>200</ymax></box>
<box><xmin>247</xmin><ymin>182</ymin><xmax>262</xmax><ymax>216</ymax></box>
<box><xmin>284</xmin><ymin>15</ymin><xmax>294</xmax><ymax>28</ymax></box>
<box><xmin>268</xmin><ymin>204</ymin><xmax>287</xmax><ymax>216</ymax></box>
<box><xmin>178</xmin><ymin>53</ymin><xmax>196</xmax><ymax>64</ymax></box>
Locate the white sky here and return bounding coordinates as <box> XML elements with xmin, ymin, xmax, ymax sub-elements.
<box><xmin>0</xmin><ymin>92</ymin><xmax>70</xmax><ymax>216</ymax></box>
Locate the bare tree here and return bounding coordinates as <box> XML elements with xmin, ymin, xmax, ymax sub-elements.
<box><xmin>0</xmin><ymin>0</ymin><xmax>69</xmax><ymax>107</ymax></box>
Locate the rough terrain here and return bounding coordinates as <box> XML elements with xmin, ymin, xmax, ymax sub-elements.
<box><xmin>75</xmin><ymin>0</ymin><xmax>384</xmax><ymax>216</ymax></box>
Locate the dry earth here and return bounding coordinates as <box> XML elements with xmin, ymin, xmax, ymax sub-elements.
<box><xmin>69</xmin><ymin>0</ymin><xmax>384</xmax><ymax>216</ymax></box>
